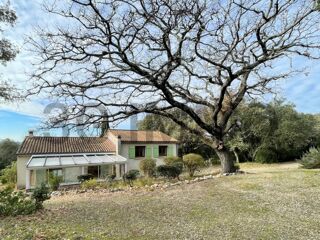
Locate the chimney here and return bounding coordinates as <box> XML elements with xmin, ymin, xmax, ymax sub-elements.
<box><xmin>28</xmin><ymin>130</ymin><xmax>34</xmax><ymax>137</ymax></box>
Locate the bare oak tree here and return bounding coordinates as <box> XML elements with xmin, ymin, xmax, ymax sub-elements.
<box><xmin>0</xmin><ymin>3</ymin><xmax>17</xmax><ymax>101</ymax></box>
<box><xmin>28</xmin><ymin>0</ymin><xmax>320</xmax><ymax>173</ymax></box>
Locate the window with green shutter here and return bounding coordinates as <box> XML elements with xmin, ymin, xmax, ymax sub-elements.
<box><xmin>146</xmin><ymin>145</ymin><xmax>152</xmax><ymax>158</ymax></box>
<box><xmin>129</xmin><ymin>145</ymin><xmax>135</xmax><ymax>159</ymax></box>
<box><xmin>153</xmin><ymin>145</ymin><xmax>159</xmax><ymax>158</ymax></box>
<box><xmin>167</xmin><ymin>145</ymin><xmax>174</xmax><ymax>157</ymax></box>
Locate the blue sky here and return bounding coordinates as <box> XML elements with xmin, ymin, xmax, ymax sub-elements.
<box><xmin>0</xmin><ymin>1</ymin><xmax>320</xmax><ymax>142</ymax></box>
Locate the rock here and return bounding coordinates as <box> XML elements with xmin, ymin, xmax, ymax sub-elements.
<box><xmin>185</xmin><ymin>180</ymin><xmax>190</xmax><ymax>184</ymax></box>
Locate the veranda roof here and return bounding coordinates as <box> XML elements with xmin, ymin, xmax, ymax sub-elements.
<box><xmin>26</xmin><ymin>153</ymin><xmax>127</xmax><ymax>169</ymax></box>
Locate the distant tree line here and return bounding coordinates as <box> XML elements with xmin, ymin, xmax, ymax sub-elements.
<box><xmin>0</xmin><ymin>139</ymin><xmax>19</xmax><ymax>170</ymax></box>
<box><xmin>139</xmin><ymin>99</ymin><xmax>320</xmax><ymax>163</ymax></box>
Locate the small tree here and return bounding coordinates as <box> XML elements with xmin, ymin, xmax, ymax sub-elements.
<box><xmin>48</xmin><ymin>173</ymin><xmax>63</xmax><ymax>191</ymax></box>
<box><xmin>183</xmin><ymin>154</ymin><xmax>205</xmax><ymax>177</ymax></box>
<box><xmin>299</xmin><ymin>147</ymin><xmax>320</xmax><ymax>169</ymax></box>
<box><xmin>139</xmin><ymin>158</ymin><xmax>156</xmax><ymax>177</ymax></box>
<box><xmin>123</xmin><ymin>170</ymin><xmax>140</xmax><ymax>187</ymax></box>
<box><xmin>31</xmin><ymin>183</ymin><xmax>51</xmax><ymax>210</ymax></box>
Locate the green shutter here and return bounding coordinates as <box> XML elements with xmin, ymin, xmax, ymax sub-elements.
<box><xmin>167</xmin><ymin>145</ymin><xmax>174</xmax><ymax>157</ymax></box>
<box><xmin>129</xmin><ymin>146</ymin><xmax>135</xmax><ymax>159</ymax></box>
<box><xmin>146</xmin><ymin>145</ymin><xmax>152</xmax><ymax>158</ymax></box>
<box><xmin>153</xmin><ymin>145</ymin><xmax>159</xmax><ymax>158</ymax></box>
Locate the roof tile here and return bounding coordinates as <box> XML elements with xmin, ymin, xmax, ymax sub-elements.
<box><xmin>17</xmin><ymin>137</ymin><xmax>115</xmax><ymax>155</ymax></box>
<box><xmin>108</xmin><ymin>130</ymin><xmax>178</xmax><ymax>143</ymax></box>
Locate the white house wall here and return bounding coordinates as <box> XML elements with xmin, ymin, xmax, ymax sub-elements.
<box><xmin>17</xmin><ymin>155</ymin><xmax>30</xmax><ymax>189</ymax></box>
<box><xmin>120</xmin><ymin>143</ymin><xmax>178</xmax><ymax>173</ymax></box>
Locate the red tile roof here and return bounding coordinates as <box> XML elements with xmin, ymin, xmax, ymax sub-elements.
<box><xmin>17</xmin><ymin>137</ymin><xmax>115</xmax><ymax>155</ymax></box>
<box><xmin>108</xmin><ymin>130</ymin><xmax>178</xmax><ymax>143</ymax></box>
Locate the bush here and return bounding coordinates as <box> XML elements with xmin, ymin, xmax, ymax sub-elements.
<box><xmin>48</xmin><ymin>173</ymin><xmax>63</xmax><ymax>191</ymax></box>
<box><xmin>133</xmin><ymin>178</ymin><xmax>156</xmax><ymax>187</ymax></box>
<box><xmin>0</xmin><ymin>187</ymin><xmax>36</xmax><ymax>216</ymax></box>
<box><xmin>299</xmin><ymin>147</ymin><xmax>320</xmax><ymax>169</ymax></box>
<box><xmin>164</xmin><ymin>156</ymin><xmax>183</xmax><ymax>165</ymax></box>
<box><xmin>156</xmin><ymin>162</ymin><xmax>183</xmax><ymax>179</ymax></box>
<box><xmin>255</xmin><ymin>147</ymin><xmax>278</xmax><ymax>163</ymax></box>
<box><xmin>0</xmin><ymin>161</ymin><xmax>17</xmax><ymax>185</ymax></box>
<box><xmin>139</xmin><ymin>158</ymin><xmax>156</xmax><ymax>177</ymax></box>
<box><xmin>183</xmin><ymin>153</ymin><xmax>205</xmax><ymax>177</ymax></box>
<box><xmin>123</xmin><ymin>170</ymin><xmax>140</xmax><ymax>186</ymax></box>
<box><xmin>77</xmin><ymin>174</ymin><xmax>94</xmax><ymax>183</ymax></box>
<box><xmin>81</xmin><ymin>179</ymin><xmax>100</xmax><ymax>190</ymax></box>
<box><xmin>31</xmin><ymin>183</ymin><xmax>51</xmax><ymax>210</ymax></box>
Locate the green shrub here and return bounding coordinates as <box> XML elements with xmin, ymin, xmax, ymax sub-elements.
<box><xmin>31</xmin><ymin>183</ymin><xmax>51</xmax><ymax>210</ymax></box>
<box><xmin>48</xmin><ymin>173</ymin><xmax>63</xmax><ymax>191</ymax></box>
<box><xmin>123</xmin><ymin>170</ymin><xmax>140</xmax><ymax>186</ymax></box>
<box><xmin>183</xmin><ymin>153</ymin><xmax>205</xmax><ymax>177</ymax></box>
<box><xmin>164</xmin><ymin>156</ymin><xmax>183</xmax><ymax>165</ymax></box>
<box><xmin>156</xmin><ymin>162</ymin><xmax>183</xmax><ymax>179</ymax></box>
<box><xmin>139</xmin><ymin>158</ymin><xmax>156</xmax><ymax>177</ymax></box>
<box><xmin>133</xmin><ymin>177</ymin><xmax>156</xmax><ymax>187</ymax></box>
<box><xmin>81</xmin><ymin>179</ymin><xmax>101</xmax><ymax>190</ymax></box>
<box><xmin>77</xmin><ymin>174</ymin><xmax>94</xmax><ymax>183</ymax></box>
<box><xmin>0</xmin><ymin>161</ymin><xmax>17</xmax><ymax>185</ymax></box>
<box><xmin>299</xmin><ymin>147</ymin><xmax>320</xmax><ymax>169</ymax></box>
<box><xmin>0</xmin><ymin>187</ymin><xmax>36</xmax><ymax>216</ymax></box>
<box><xmin>255</xmin><ymin>147</ymin><xmax>278</xmax><ymax>163</ymax></box>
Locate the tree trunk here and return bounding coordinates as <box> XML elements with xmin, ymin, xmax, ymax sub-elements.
<box><xmin>215</xmin><ymin>149</ymin><xmax>236</xmax><ymax>173</ymax></box>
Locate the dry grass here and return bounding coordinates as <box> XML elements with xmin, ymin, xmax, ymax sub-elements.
<box><xmin>1</xmin><ymin>162</ymin><xmax>320</xmax><ymax>240</ymax></box>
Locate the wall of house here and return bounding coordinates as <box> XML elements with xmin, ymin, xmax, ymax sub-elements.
<box><xmin>17</xmin><ymin>155</ymin><xmax>30</xmax><ymax>189</ymax></box>
<box><xmin>120</xmin><ymin>143</ymin><xmax>178</xmax><ymax>173</ymax></box>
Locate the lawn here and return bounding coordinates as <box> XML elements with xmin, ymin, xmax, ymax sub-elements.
<box><xmin>1</xmin><ymin>163</ymin><xmax>320</xmax><ymax>240</ymax></box>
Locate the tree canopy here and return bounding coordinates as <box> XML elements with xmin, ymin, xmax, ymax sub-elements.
<box><xmin>28</xmin><ymin>0</ymin><xmax>320</xmax><ymax>172</ymax></box>
<box><xmin>0</xmin><ymin>139</ymin><xmax>20</xmax><ymax>171</ymax></box>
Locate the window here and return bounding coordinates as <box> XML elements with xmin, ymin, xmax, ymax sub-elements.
<box><xmin>135</xmin><ymin>146</ymin><xmax>145</xmax><ymax>157</ymax></box>
<box><xmin>49</xmin><ymin>168</ymin><xmax>63</xmax><ymax>177</ymax></box>
<box><xmin>159</xmin><ymin>146</ymin><xmax>168</xmax><ymax>156</ymax></box>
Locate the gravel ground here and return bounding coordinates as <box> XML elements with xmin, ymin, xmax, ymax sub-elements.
<box><xmin>1</xmin><ymin>162</ymin><xmax>320</xmax><ymax>240</ymax></box>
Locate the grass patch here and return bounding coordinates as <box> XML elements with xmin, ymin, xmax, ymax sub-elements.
<box><xmin>1</xmin><ymin>163</ymin><xmax>320</xmax><ymax>239</ymax></box>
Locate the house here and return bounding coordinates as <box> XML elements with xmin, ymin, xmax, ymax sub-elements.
<box><xmin>16</xmin><ymin>129</ymin><xmax>179</xmax><ymax>189</ymax></box>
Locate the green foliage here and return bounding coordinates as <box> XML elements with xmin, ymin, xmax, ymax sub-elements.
<box><xmin>123</xmin><ymin>170</ymin><xmax>140</xmax><ymax>186</ymax></box>
<box><xmin>0</xmin><ymin>139</ymin><xmax>19</xmax><ymax>170</ymax></box>
<box><xmin>139</xmin><ymin>158</ymin><xmax>156</xmax><ymax>177</ymax></box>
<box><xmin>133</xmin><ymin>177</ymin><xmax>156</xmax><ymax>187</ymax></box>
<box><xmin>183</xmin><ymin>153</ymin><xmax>205</xmax><ymax>177</ymax></box>
<box><xmin>255</xmin><ymin>147</ymin><xmax>278</xmax><ymax>164</ymax></box>
<box><xmin>31</xmin><ymin>183</ymin><xmax>51</xmax><ymax>210</ymax></box>
<box><xmin>48</xmin><ymin>173</ymin><xmax>63</xmax><ymax>191</ymax></box>
<box><xmin>156</xmin><ymin>163</ymin><xmax>183</xmax><ymax>179</ymax></box>
<box><xmin>164</xmin><ymin>156</ymin><xmax>183</xmax><ymax>165</ymax></box>
<box><xmin>0</xmin><ymin>161</ymin><xmax>16</xmax><ymax>185</ymax></box>
<box><xmin>81</xmin><ymin>179</ymin><xmax>100</xmax><ymax>190</ymax></box>
<box><xmin>227</xmin><ymin>99</ymin><xmax>320</xmax><ymax>163</ymax></box>
<box><xmin>77</xmin><ymin>174</ymin><xmax>94</xmax><ymax>183</ymax></box>
<box><xmin>0</xmin><ymin>187</ymin><xmax>36</xmax><ymax>216</ymax></box>
<box><xmin>299</xmin><ymin>147</ymin><xmax>320</xmax><ymax>169</ymax></box>
<box><xmin>138</xmin><ymin>111</ymin><xmax>216</xmax><ymax>159</ymax></box>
